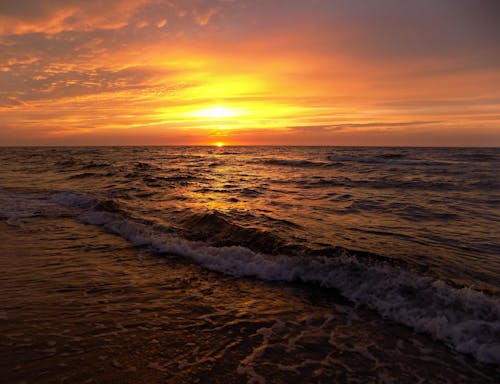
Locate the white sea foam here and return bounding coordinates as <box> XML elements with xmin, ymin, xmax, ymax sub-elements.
<box><xmin>80</xmin><ymin>211</ymin><xmax>500</xmax><ymax>365</ymax></box>
<box><xmin>0</xmin><ymin>189</ymin><xmax>67</xmax><ymax>222</ymax></box>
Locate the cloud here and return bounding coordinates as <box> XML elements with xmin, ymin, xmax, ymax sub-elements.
<box><xmin>0</xmin><ymin>0</ymin><xmax>229</xmax><ymax>35</ymax></box>
<box><xmin>227</xmin><ymin>121</ymin><xmax>500</xmax><ymax>147</ymax></box>
<box><xmin>206</xmin><ymin>0</ymin><xmax>500</xmax><ymax>73</ymax></box>
<box><xmin>0</xmin><ymin>0</ymin><xmax>147</xmax><ymax>34</ymax></box>
<box><xmin>193</xmin><ymin>7</ymin><xmax>219</xmax><ymax>26</ymax></box>
<box><xmin>156</xmin><ymin>19</ymin><xmax>168</xmax><ymax>28</ymax></box>
<box><xmin>287</xmin><ymin>121</ymin><xmax>441</xmax><ymax>134</ymax></box>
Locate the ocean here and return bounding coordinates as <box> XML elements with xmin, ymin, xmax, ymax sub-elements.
<box><xmin>0</xmin><ymin>146</ymin><xmax>499</xmax><ymax>383</ymax></box>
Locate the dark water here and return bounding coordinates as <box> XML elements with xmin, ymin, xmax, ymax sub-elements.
<box><xmin>0</xmin><ymin>146</ymin><xmax>499</xmax><ymax>382</ymax></box>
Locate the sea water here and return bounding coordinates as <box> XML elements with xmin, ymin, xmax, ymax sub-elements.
<box><xmin>0</xmin><ymin>146</ymin><xmax>499</xmax><ymax>382</ymax></box>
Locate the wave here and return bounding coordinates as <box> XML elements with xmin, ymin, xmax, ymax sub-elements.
<box><xmin>50</xmin><ymin>191</ymin><xmax>129</xmax><ymax>215</ymax></box>
<box><xmin>68</xmin><ymin>172</ymin><xmax>100</xmax><ymax>179</ymax></box>
<box><xmin>326</xmin><ymin>154</ymin><xmax>450</xmax><ymax>167</ymax></box>
<box><xmin>450</xmin><ymin>152</ymin><xmax>498</xmax><ymax>163</ymax></box>
<box><xmin>376</xmin><ymin>153</ymin><xmax>407</xmax><ymax>160</ymax></box>
<box><xmin>4</xmin><ymin>188</ymin><xmax>499</xmax><ymax>365</ymax></box>
<box><xmin>344</xmin><ymin>200</ymin><xmax>461</xmax><ymax>221</ymax></box>
<box><xmin>259</xmin><ymin>158</ymin><xmax>329</xmax><ymax>167</ymax></box>
<box><xmin>177</xmin><ymin>211</ymin><xmax>288</xmax><ymax>254</ymax></box>
<box><xmin>304</xmin><ymin>177</ymin><xmax>458</xmax><ymax>191</ymax></box>
<box><xmin>134</xmin><ymin>162</ymin><xmax>161</xmax><ymax>170</ymax></box>
<box><xmin>50</xmin><ymin>191</ymin><xmax>98</xmax><ymax>209</ymax></box>
<box><xmin>74</xmin><ymin>210</ymin><xmax>500</xmax><ymax>365</ymax></box>
<box><xmin>79</xmin><ymin>162</ymin><xmax>112</xmax><ymax>170</ymax></box>
<box><xmin>0</xmin><ymin>189</ymin><xmax>75</xmax><ymax>224</ymax></box>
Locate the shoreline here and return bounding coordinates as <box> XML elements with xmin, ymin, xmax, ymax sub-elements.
<box><xmin>1</xmin><ymin>220</ymin><xmax>498</xmax><ymax>383</ymax></box>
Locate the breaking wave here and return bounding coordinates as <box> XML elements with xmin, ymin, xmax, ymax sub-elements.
<box><xmin>70</xmin><ymin>204</ymin><xmax>500</xmax><ymax>365</ymax></box>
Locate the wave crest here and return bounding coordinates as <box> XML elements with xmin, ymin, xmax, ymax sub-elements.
<box><xmin>79</xmin><ymin>210</ymin><xmax>500</xmax><ymax>365</ymax></box>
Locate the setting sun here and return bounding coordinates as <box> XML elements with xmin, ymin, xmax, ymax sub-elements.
<box><xmin>215</xmin><ymin>142</ymin><xmax>224</xmax><ymax>147</ymax></box>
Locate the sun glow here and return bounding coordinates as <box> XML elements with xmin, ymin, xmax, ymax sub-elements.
<box><xmin>216</xmin><ymin>142</ymin><xmax>224</xmax><ymax>147</ymax></box>
<box><xmin>191</xmin><ymin>105</ymin><xmax>238</xmax><ymax>119</ymax></box>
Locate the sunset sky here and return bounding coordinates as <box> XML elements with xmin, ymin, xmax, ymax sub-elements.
<box><xmin>1</xmin><ymin>0</ymin><xmax>499</xmax><ymax>146</ymax></box>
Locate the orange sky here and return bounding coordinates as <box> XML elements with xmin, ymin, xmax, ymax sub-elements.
<box><xmin>1</xmin><ymin>0</ymin><xmax>499</xmax><ymax>146</ymax></box>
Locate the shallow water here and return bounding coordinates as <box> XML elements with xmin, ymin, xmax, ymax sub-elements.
<box><xmin>0</xmin><ymin>146</ymin><xmax>499</xmax><ymax>382</ymax></box>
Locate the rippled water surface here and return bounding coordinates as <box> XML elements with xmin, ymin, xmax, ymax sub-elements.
<box><xmin>0</xmin><ymin>146</ymin><xmax>499</xmax><ymax>382</ymax></box>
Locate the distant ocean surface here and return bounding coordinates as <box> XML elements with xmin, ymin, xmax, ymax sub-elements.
<box><xmin>1</xmin><ymin>146</ymin><xmax>499</xmax><ymax>382</ymax></box>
